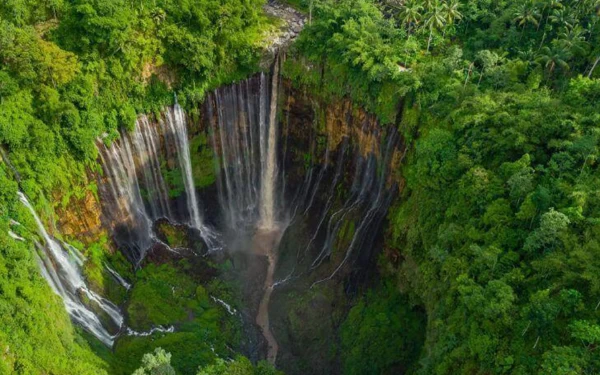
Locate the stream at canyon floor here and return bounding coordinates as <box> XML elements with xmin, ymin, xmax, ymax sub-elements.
<box><xmin>253</xmin><ymin>229</ymin><xmax>284</xmax><ymax>364</ymax></box>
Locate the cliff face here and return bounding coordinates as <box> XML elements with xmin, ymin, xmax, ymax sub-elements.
<box><xmin>53</xmin><ymin>179</ymin><xmax>108</xmax><ymax>246</ymax></box>
<box><xmin>267</xmin><ymin>79</ymin><xmax>404</xmax><ymax>374</ymax></box>
<box><xmin>52</xmin><ymin>73</ymin><xmax>406</xmax><ymax>373</ymax></box>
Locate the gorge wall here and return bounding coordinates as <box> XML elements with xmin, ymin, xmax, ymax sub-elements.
<box><xmin>46</xmin><ymin>65</ymin><xmax>407</xmax><ymax>373</ymax></box>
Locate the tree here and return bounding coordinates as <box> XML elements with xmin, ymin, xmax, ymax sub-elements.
<box><xmin>196</xmin><ymin>357</ymin><xmax>282</xmax><ymax>375</ymax></box>
<box><xmin>443</xmin><ymin>0</ymin><xmax>462</xmax><ymax>30</ymax></box>
<box><xmin>424</xmin><ymin>0</ymin><xmax>446</xmax><ymax>51</ymax></box>
<box><xmin>514</xmin><ymin>2</ymin><xmax>541</xmax><ymax>34</ymax></box>
<box><xmin>540</xmin><ymin>346</ymin><xmax>584</xmax><ymax>375</ymax></box>
<box><xmin>537</xmin><ymin>43</ymin><xmax>571</xmax><ymax>74</ymax></box>
<box><xmin>524</xmin><ymin>208</ymin><xmax>570</xmax><ymax>253</ymax></box>
<box><xmin>133</xmin><ymin>348</ymin><xmax>176</xmax><ymax>375</ymax></box>
<box><xmin>557</xmin><ymin>26</ymin><xmax>588</xmax><ymax>57</ymax></box>
<box><xmin>395</xmin><ymin>0</ymin><xmax>423</xmax><ymax>36</ymax></box>
<box><xmin>549</xmin><ymin>8</ymin><xmax>576</xmax><ymax>30</ymax></box>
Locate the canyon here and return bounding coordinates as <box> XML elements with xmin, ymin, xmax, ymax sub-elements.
<box><xmin>15</xmin><ymin>61</ymin><xmax>403</xmax><ymax>373</ymax></box>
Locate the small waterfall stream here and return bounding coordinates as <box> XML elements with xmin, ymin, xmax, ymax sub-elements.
<box><xmin>19</xmin><ymin>192</ymin><xmax>124</xmax><ymax>346</ymax></box>
<box><xmin>259</xmin><ymin>61</ymin><xmax>280</xmax><ymax>230</ymax></box>
<box><xmin>165</xmin><ymin>105</ymin><xmax>203</xmax><ymax>229</ymax></box>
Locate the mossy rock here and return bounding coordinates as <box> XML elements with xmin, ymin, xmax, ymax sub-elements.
<box><xmin>155</xmin><ymin>221</ymin><xmax>189</xmax><ymax>249</ymax></box>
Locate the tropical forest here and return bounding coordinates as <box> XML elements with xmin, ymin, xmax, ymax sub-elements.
<box><xmin>1</xmin><ymin>0</ymin><xmax>600</xmax><ymax>374</ymax></box>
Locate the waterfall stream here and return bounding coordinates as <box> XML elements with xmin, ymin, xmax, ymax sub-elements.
<box><xmin>207</xmin><ymin>65</ymin><xmax>285</xmax><ymax>363</ymax></box>
<box><xmin>259</xmin><ymin>61</ymin><xmax>280</xmax><ymax>230</ymax></box>
<box><xmin>19</xmin><ymin>192</ymin><xmax>123</xmax><ymax>346</ymax></box>
<box><xmin>99</xmin><ymin>107</ymin><xmax>219</xmax><ymax>264</ymax></box>
<box><xmin>165</xmin><ymin>105</ymin><xmax>203</xmax><ymax>229</ymax></box>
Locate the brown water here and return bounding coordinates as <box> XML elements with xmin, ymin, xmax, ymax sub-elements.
<box><xmin>253</xmin><ymin>228</ymin><xmax>283</xmax><ymax>364</ymax></box>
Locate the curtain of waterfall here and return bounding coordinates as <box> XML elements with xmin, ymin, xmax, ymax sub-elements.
<box><xmin>98</xmin><ymin>107</ymin><xmax>220</xmax><ymax>264</ymax></box>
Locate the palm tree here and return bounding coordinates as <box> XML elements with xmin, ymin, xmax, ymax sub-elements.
<box><xmin>397</xmin><ymin>0</ymin><xmax>423</xmax><ymax>36</ymax></box>
<box><xmin>424</xmin><ymin>0</ymin><xmax>447</xmax><ymax>52</ymax></box>
<box><xmin>518</xmin><ymin>48</ymin><xmax>538</xmax><ymax>66</ymax></box>
<box><xmin>514</xmin><ymin>2</ymin><xmax>541</xmax><ymax>34</ymax></box>
<box><xmin>549</xmin><ymin>8</ymin><xmax>575</xmax><ymax>30</ymax></box>
<box><xmin>539</xmin><ymin>0</ymin><xmax>563</xmax><ymax>30</ymax></box>
<box><xmin>423</xmin><ymin>0</ymin><xmax>437</xmax><ymax>12</ymax></box>
<box><xmin>537</xmin><ymin>43</ymin><xmax>571</xmax><ymax>74</ymax></box>
<box><xmin>558</xmin><ymin>26</ymin><xmax>588</xmax><ymax>56</ymax></box>
<box><xmin>443</xmin><ymin>0</ymin><xmax>463</xmax><ymax>31</ymax></box>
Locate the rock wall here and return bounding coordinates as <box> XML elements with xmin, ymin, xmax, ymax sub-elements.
<box><xmin>53</xmin><ymin>177</ymin><xmax>109</xmax><ymax>246</ymax></box>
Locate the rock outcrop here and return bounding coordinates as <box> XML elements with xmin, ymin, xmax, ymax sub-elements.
<box><xmin>262</xmin><ymin>1</ymin><xmax>306</xmax><ymax>54</ymax></box>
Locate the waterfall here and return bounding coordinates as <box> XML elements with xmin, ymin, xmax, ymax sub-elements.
<box><xmin>18</xmin><ymin>192</ymin><xmax>123</xmax><ymax>346</ymax></box>
<box><xmin>164</xmin><ymin>105</ymin><xmax>221</xmax><ymax>250</ymax></box>
<box><xmin>130</xmin><ymin>116</ymin><xmax>172</xmax><ymax>220</ymax></box>
<box><xmin>208</xmin><ymin>72</ymin><xmax>399</xmax><ymax>290</ymax></box>
<box><xmin>164</xmin><ymin>105</ymin><xmax>202</xmax><ymax>229</ymax></box>
<box><xmin>208</xmin><ymin>70</ymin><xmax>282</xmax><ymax>232</ymax></box>
<box><xmin>98</xmin><ymin>129</ymin><xmax>154</xmax><ymax>264</ymax></box>
<box><xmin>99</xmin><ymin>107</ymin><xmax>220</xmax><ymax>263</ymax></box>
<box><xmin>259</xmin><ymin>61</ymin><xmax>280</xmax><ymax>230</ymax></box>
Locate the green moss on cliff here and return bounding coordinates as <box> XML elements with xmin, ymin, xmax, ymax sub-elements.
<box><xmin>190</xmin><ymin>133</ymin><xmax>216</xmax><ymax>189</ymax></box>
<box><xmin>0</xmin><ymin>166</ymin><xmax>108</xmax><ymax>375</ymax></box>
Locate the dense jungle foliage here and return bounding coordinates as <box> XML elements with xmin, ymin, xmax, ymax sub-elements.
<box><xmin>283</xmin><ymin>0</ymin><xmax>600</xmax><ymax>373</ymax></box>
<box><xmin>2</xmin><ymin>0</ymin><xmax>600</xmax><ymax>374</ymax></box>
<box><xmin>0</xmin><ymin>0</ymin><xmax>270</xmax><ymax>373</ymax></box>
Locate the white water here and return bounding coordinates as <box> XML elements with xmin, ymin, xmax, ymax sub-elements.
<box><xmin>209</xmin><ymin>71</ymin><xmax>282</xmax><ymax>232</ymax></box>
<box><xmin>126</xmin><ymin>325</ymin><xmax>175</xmax><ymax>337</ymax></box>
<box><xmin>105</xmin><ymin>264</ymin><xmax>132</xmax><ymax>290</ymax></box>
<box><xmin>18</xmin><ymin>192</ymin><xmax>123</xmax><ymax>346</ymax></box>
<box><xmin>99</xmin><ymin>132</ymin><xmax>154</xmax><ymax>263</ymax></box>
<box><xmin>8</xmin><ymin>230</ymin><xmax>24</xmax><ymax>241</ymax></box>
<box><xmin>259</xmin><ymin>62</ymin><xmax>280</xmax><ymax>230</ymax></box>
<box><xmin>164</xmin><ymin>105</ymin><xmax>203</xmax><ymax>229</ymax></box>
<box><xmin>210</xmin><ymin>296</ymin><xmax>237</xmax><ymax>315</ymax></box>
<box><xmin>164</xmin><ymin>105</ymin><xmax>222</xmax><ymax>250</ymax></box>
<box><xmin>99</xmin><ymin>107</ymin><xmax>221</xmax><ymax>263</ymax></box>
<box><xmin>130</xmin><ymin>116</ymin><xmax>172</xmax><ymax>220</ymax></box>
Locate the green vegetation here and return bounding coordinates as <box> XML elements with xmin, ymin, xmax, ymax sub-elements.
<box><xmin>156</xmin><ymin>222</ymin><xmax>189</xmax><ymax>249</ymax></box>
<box><xmin>0</xmin><ymin>0</ymin><xmax>270</xmax><ymax>371</ymax></box>
<box><xmin>127</xmin><ymin>263</ymin><xmax>198</xmax><ymax>330</ymax></box>
<box><xmin>196</xmin><ymin>356</ymin><xmax>283</xmax><ymax>375</ymax></box>
<box><xmin>131</xmin><ymin>349</ymin><xmax>282</xmax><ymax>375</ymax></box>
<box><xmin>133</xmin><ymin>348</ymin><xmax>176</xmax><ymax>375</ymax></box>
<box><xmin>0</xmin><ymin>0</ymin><xmax>269</xmax><ymax>212</ymax></box>
<box><xmin>340</xmin><ymin>283</ymin><xmax>425</xmax><ymax>375</ymax></box>
<box><xmin>78</xmin><ymin>234</ymin><xmax>132</xmax><ymax>304</ymax></box>
<box><xmin>114</xmin><ymin>262</ymin><xmax>242</xmax><ymax>375</ymax></box>
<box><xmin>0</xmin><ymin>165</ymin><xmax>108</xmax><ymax>374</ymax></box>
<box><xmin>3</xmin><ymin>0</ymin><xmax>600</xmax><ymax>374</ymax></box>
<box><xmin>190</xmin><ymin>134</ymin><xmax>216</xmax><ymax>189</ymax></box>
<box><xmin>285</xmin><ymin>0</ymin><xmax>600</xmax><ymax>373</ymax></box>
<box><xmin>163</xmin><ymin>132</ymin><xmax>216</xmax><ymax>198</ymax></box>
